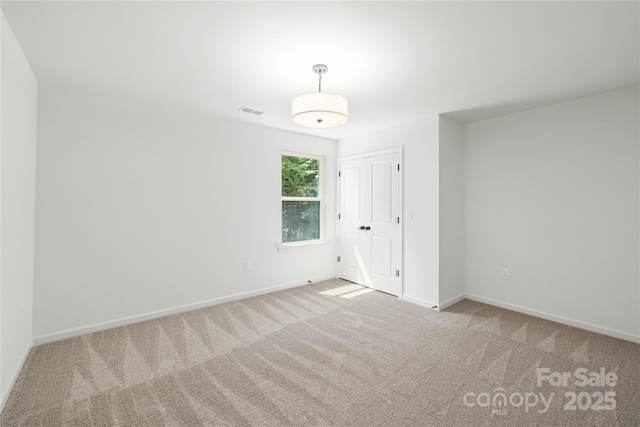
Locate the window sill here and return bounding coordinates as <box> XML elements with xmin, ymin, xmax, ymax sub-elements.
<box><xmin>276</xmin><ymin>240</ymin><xmax>330</xmax><ymax>251</ymax></box>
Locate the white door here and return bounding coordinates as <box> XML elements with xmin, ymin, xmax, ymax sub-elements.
<box><xmin>338</xmin><ymin>150</ymin><xmax>402</xmax><ymax>296</ymax></box>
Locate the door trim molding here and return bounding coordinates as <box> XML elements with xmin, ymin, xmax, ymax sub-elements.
<box><xmin>338</xmin><ymin>147</ymin><xmax>404</xmax><ymax>163</ymax></box>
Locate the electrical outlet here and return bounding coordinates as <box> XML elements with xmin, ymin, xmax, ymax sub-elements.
<box><xmin>501</xmin><ymin>268</ymin><xmax>509</xmax><ymax>280</ymax></box>
<box><xmin>244</xmin><ymin>261</ymin><xmax>252</xmax><ymax>272</ymax></box>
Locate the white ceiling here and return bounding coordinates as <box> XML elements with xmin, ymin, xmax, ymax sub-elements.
<box><xmin>2</xmin><ymin>1</ymin><xmax>638</xmax><ymax>140</ymax></box>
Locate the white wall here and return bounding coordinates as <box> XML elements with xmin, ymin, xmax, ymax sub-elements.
<box><xmin>0</xmin><ymin>13</ymin><xmax>37</xmax><ymax>409</ymax></box>
<box><xmin>465</xmin><ymin>87</ymin><xmax>640</xmax><ymax>342</ymax></box>
<box><xmin>338</xmin><ymin>117</ymin><xmax>441</xmax><ymax>306</ymax></box>
<box><xmin>438</xmin><ymin>116</ymin><xmax>465</xmax><ymax>307</ymax></box>
<box><xmin>33</xmin><ymin>84</ymin><xmax>337</xmax><ymax>342</ymax></box>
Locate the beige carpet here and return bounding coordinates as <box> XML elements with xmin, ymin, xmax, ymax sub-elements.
<box><xmin>2</xmin><ymin>279</ymin><xmax>638</xmax><ymax>426</ymax></box>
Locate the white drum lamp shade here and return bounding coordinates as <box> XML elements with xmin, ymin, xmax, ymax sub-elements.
<box><xmin>292</xmin><ymin>64</ymin><xmax>348</xmax><ymax>129</ymax></box>
<box><xmin>291</xmin><ymin>92</ymin><xmax>348</xmax><ymax>128</ymax></box>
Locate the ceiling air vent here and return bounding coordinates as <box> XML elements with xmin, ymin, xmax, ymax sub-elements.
<box><xmin>238</xmin><ymin>106</ymin><xmax>264</xmax><ymax>116</ymax></box>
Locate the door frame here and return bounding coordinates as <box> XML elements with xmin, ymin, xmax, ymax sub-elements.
<box><xmin>337</xmin><ymin>147</ymin><xmax>403</xmax><ymax>296</ymax></box>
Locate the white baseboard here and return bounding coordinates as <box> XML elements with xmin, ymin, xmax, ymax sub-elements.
<box><xmin>33</xmin><ymin>276</ymin><xmax>335</xmax><ymax>346</ymax></box>
<box><xmin>401</xmin><ymin>294</ymin><xmax>438</xmax><ymax>310</ymax></box>
<box><xmin>438</xmin><ymin>293</ymin><xmax>466</xmax><ymax>310</ymax></box>
<box><xmin>465</xmin><ymin>293</ymin><xmax>640</xmax><ymax>344</ymax></box>
<box><xmin>401</xmin><ymin>293</ymin><xmax>465</xmax><ymax>311</ymax></box>
<box><xmin>1</xmin><ymin>339</ymin><xmax>33</xmax><ymax>412</ymax></box>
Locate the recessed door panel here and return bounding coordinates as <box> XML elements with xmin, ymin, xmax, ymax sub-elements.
<box><xmin>371</xmin><ymin>161</ymin><xmax>393</xmax><ymax>224</ymax></box>
<box><xmin>342</xmin><ymin>232</ymin><xmax>361</xmax><ymax>269</ymax></box>
<box><xmin>344</xmin><ymin>166</ymin><xmax>362</xmax><ymax>221</ymax></box>
<box><xmin>371</xmin><ymin>236</ymin><xmax>392</xmax><ymax>277</ymax></box>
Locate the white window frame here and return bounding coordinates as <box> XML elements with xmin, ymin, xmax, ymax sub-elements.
<box><xmin>280</xmin><ymin>151</ymin><xmax>327</xmax><ymax>247</ymax></box>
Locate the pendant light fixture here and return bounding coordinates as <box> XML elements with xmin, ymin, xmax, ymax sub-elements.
<box><xmin>292</xmin><ymin>64</ymin><xmax>348</xmax><ymax>128</ymax></box>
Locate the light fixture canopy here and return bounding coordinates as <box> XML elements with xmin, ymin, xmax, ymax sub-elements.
<box><xmin>292</xmin><ymin>64</ymin><xmax>348</xmax><ymax>129</ymax></box>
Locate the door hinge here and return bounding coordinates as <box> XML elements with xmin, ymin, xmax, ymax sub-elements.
<box><xmin>397</xmin><ymin>217</ymin><xmax>400</xmax><ymax>224</ymax></box>
<box><xmin>396</xmin><ymin>270</ymin><xmax>400</xmax><ymax>277</ymax></box>
<box><xmin>397</xmin><ymin>164</ymin><xmax>400</xmax><ymax>171</ymax></box>
<box><xmin>338</xmin><ymin>213</ymin><xmax>341</xmax><ymax>220</ymax></box>
<box><xmin>337</xmin><ymin>256</ymin><xmax>341</xmax><ymax>262</ymax></box>
<box><xmin>338</xmin><ymin>171</ymin><xmax>341</xmax><ymax>177</ymax></box>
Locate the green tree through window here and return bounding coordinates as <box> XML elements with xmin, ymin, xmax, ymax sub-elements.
<box><xmin>282</xmin><ymin>154</ymin><xmax>322</xmax><ymax>243</ymax></box>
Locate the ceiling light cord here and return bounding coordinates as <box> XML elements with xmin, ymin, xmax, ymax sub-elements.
<box><xmin>318</xmin><ymin>72</ymin><xmax>322</xmax><ymax>93</ymax></box>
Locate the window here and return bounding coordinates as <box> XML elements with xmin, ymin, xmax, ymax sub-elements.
<box><xmin>282</xmin><ymin>153</ymin><xmax>325</xmax><ymax>244</ymax></box>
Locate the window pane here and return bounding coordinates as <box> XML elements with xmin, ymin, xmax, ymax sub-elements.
<box><xmin>282</xmin><ymin>155</ymin><xmax>319</xmax><ymax>197</ymax></box>
<box><xmin>282</xmin><ymin>201</ymin><xmax>320</xmax><ymax>243</ymax></box>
